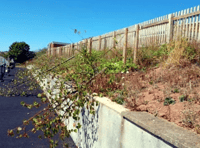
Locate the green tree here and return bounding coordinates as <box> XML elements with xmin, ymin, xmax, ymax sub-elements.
<box><xmin>8</xmin><ymin>42</ymin><xmax>34</xmax><ymax>63</ymax></box>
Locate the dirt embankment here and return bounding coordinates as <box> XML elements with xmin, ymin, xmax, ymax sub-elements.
<box><xmin>121</xmin><ymin>62</ymin><xmax>200</xmax><ymax>134</ymax></box>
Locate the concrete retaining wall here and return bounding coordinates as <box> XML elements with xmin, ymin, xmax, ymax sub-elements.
<box><xmin>27</xmin><ymin>65</ymin><xmax>200</xmax><ymax>148</ymax></box>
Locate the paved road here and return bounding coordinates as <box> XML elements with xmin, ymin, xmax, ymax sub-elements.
<box><xmin>0</xmin><ymin>67</ymin><xmax>77</xmax><ymax>148</ymax></box>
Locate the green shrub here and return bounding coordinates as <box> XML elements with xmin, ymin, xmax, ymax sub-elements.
<box><xmin>164</xmin><ymin>97</ymin><xmax>176</xmax><ymax>106</ymax></box>
<box><xmin>184</xmin><ymin>46</ymin><xmax>196</xmax><ymax>60</ymax></box>
<box><xmin>99</xmin><ymin>59</ymin><xmax>138</xmax><ymax>74</ymax></box>
<box><xmin>113</xmin><ymin>96</ymin><xmax>124</xmax><ymax>105</ymax></box>
<box><xmin>179</xmin><ymin>95</ymin><xmax>187</xmax><ymax>102</ymax></box>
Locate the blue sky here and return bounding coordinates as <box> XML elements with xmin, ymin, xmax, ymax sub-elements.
<box><xmin>0</xmin><ymin>0</ymin><xmax>199</xmax><ymax>52</ymax></box>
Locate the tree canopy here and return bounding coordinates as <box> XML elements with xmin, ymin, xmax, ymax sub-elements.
<box><xmin>8</xmin><ymin>42</ymin><xmax>36</xmax><ymax>63</ymax></box>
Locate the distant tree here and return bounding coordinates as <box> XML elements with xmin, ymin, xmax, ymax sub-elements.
<box><xmin>0</xmin><ymin>52</ymin><xmax>8</xmax><ymax>59</ymax></box>
<box><xmin>8</xmin><ymin>42</ymin><xmax>35</xmax><ymax>63</ymax></box>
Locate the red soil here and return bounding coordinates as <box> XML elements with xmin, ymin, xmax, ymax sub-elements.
<box><xmin>121</xmin><ymin>62</ymin><xmax>200</xmax><ymax>134</ymax></box>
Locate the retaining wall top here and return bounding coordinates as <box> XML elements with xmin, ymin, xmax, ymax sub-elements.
<box><xmin>121</xmin><ymin>111</ymin><xmax>200</xmax><ymax>148</ymax></box>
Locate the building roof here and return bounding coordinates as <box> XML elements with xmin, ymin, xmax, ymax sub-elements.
<box><xmin>48</xmin><ymin>41</ymin><xmax>69</xmax><ymax>46</ymax></box>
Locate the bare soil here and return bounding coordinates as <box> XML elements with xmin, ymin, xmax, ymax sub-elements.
<box><xmin>120</xmin><ymin>61</ymin><xmax>200</xmax><ymax>134</ymax></box>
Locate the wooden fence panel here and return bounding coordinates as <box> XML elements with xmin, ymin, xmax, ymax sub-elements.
<box><xmin>91</xmin><ymin>37</ymin><xmax>98</xmax><ymax>50</ymax></box>
<box><xmin>48</xmin><ymin>5</ymin><xmax>200</xmax><ymax>63</ymax></box>
<box><xmin>100</xmin><ymin>35</ymin><xmax>105</xmax><ymax>50</ymax></box>
<box><xmin>123</xmin><ymin>28</ymin><xmax>128</xmax><ymax>64</ymax></box>
<box><xmin>107</xmin><ymin>32</ymin><xmax>113</xmax><ymax>49</ymax></box>
<box><xmin>115</xmin><ymin>29</ymin><xmax>125</xmax><ymax>50</ymax></box>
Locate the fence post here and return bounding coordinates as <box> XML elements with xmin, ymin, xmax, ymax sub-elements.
<box><xmin>197</xmin><ymin>6</ymin><xmax>200</xmax><ymax>41</ymax></box>
<box><xmin>67</xmin><ymin>45</ymin><xmax>69</xmax><ymax>57</ymax></box>
<box><xmin>88</xmin><ymin>38</ymin><xmax>92</xmax><ymax>54</ymax></box>
<box><xmin>104</xmin><ymin>36</ymin><xmax>106</xmax><ymax>50</ymax></box>
<box><xmin>62</xmin><ymin>47</ymin><xmax>64</xmax><ymax>55</ymax></box>
<box><xmin>123</xmin><ymin>28</ymin><xmax>128</xmax><ymax>64</ymax></box>
<box><xmin>69</xmin><ymin>45</ymin><xmax>71</xmax><ymax>57</ymax></box>
<box><xmin>86</xmin><ymin>39</ymin><xmax>88</xmax><ymax>49</ymax></box>
<box><xmin>59</xmin><ymin>47</ymin><xmax>62</xmax><ymax>56</ymax></box>
<box><xmin>113</xmin><ymin>31</ymin><xmax>116</xmax><ymax>49</ymax></box>
<box><xmin>64</xmin><ymin>46</ymin><xmax>66</xmax><ymax>55</ymax></box>
<box><xmin>168</xmin><ymin>14</ymin><xmax>173</xmax><ymax>43</ymax></box>
<box><xmin>53</xmin><ymin>48</ymin><xmax>56</xmax><ymax>57</ymax></box>
<box><xmin>71</xmin><ymin>43</ymin><xmax>74</xmax><ymax>55</ymax></box>
<box><xmin>56</xmin><ymin>47</ymin><xmax>59</xmax><ymax>57</ymax></box>
<box><xmin>134</xmin><ymin>25</ymin><xmax>139</xmax><ymax>64</ymax></box>
<box><xmin>79</xmin><ymin>41</ymin><xmax>82</xmax><ymax>50</ymax></box>
<box><xmin>98</xmin><ymin>36</ymin><xmax>101</xmax><ymax>51</ymax></box>
<box><xmin>85</xmin><ymin>39</ymin><xmax>88</xmax><ymax>50</ymax></box>
<box><xmin>74</xmin><ymin>43</ymin><xmax>77</xmax><ymax>55</ymax></box>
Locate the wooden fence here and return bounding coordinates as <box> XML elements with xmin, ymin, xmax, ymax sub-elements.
<box><xmin>48</xmin><ymin>5</ymin><xmax>200</xmax><ymax>64</ymax></box>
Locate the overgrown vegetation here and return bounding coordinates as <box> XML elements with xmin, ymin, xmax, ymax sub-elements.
<box><xmin>5</xmin><ymin>33</ymin><xmax>200</xmax><ymax>147</ymax></box>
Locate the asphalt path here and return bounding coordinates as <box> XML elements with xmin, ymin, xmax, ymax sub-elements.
<box><xmin>0</xmin><ymin>67</ymin><xmax>77</xmax><ymax>148</ymax></box>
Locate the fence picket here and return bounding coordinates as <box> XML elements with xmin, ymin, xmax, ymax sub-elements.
<box><xmin>161</xmin><ymin>24</ymin><xmax>163</xmax><ymax>44</ymax></box>
<box><xmin>191</xmin><ymin>7</ymin><xmax>196</xmax><ymax>40</ymax></box>
<box><xmin>176</xmin><ymin>13</ymin><xmax>180</xmax><ymax>40</ymax></box>
<box><xmin>182</xmin><ymin>9</ymin><xmax>186</xmax><ymax>38</ymax></box>
<box><xmin>195</xmin><ymin>6</ymin><xmax>199</xmax><ymax>40</ymax></box>
<box><xmin>134</xmin><ymin>25</ymin><xmax>139</xmax><ymax>64</ymax></box>
<box><xmin>188</xmin><ymin>8</ymin><xmax>193</xmax><ymax>41</ymax></box>
<box><xmin>185</xmin><ymin>9</ymin><xmax>190</xmax><ymax>39</ymax></box>
<box><xmin>123</xmin><ymin>28</ymin><xmax>128</xmax><ymax>64</ymax></box>
<box><xmin>168</xmin><ymin>14</ymin><xmax>173</xmax><ymax>42</ymax></box>
<box><xmin>198</xmin><ymin>6</ymin><xmax>200</xmax><ymax>41</ymax></box>
<box><xmin>98</xmin><ymin>36</ymin><xmax>101</xmax><ymax>51</ymax></box>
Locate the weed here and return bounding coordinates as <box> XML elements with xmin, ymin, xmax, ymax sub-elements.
<box><xmin>187</xmin><ymin>97</ymin><xmax>195</xmax><ymax>102</ymax></box>
<box><xmin>112</xmin><ymin>95</ymin><xmax>124</xmax><ymax>105</ymax></box>
<box><xmin>195</xmin><ymin>124</ymin><xmax>200</xmax><ymax>134</ymax></box>
<box><xmin>179</xmin><ymin>95</ymin><xmax>187</xmax><ymax>102</ymax></box>
<box><xmin>20</xmin><ymin>91</ymin><xmax>26</xmax><ymax>96</ymax></box>
<box><xmin>181</xmin><ymin>110</ymin><xmax>197</xmax><ymax>128</ymax></box>
<box><xmin>149</xmin><ymin>80</ymin><xmax>153</xmax><ymax>85</ymax></box>
<box><xmin>164</xmin><ymin>97</ymin><xmax>176</xmax><ymax>106</ymax></box>
<box><xmin>99</xmin><ymin>93</ymin><xmax>103</xmax><ymax>97</ymax></box>
<box><xmin>143</xmin><ymin>100</ymin><xmax>149</xmax><ymax>105</ymax></box>
<box><xmin>107</xmin><ymin>91</ymin><xmax>114</xmax><ymax>98</ymax></box>
<box><xmin>172</xmin><ymin>88</ymin><xmax>179</xmax><ymax>93</ymax></box>
<box><xmin>141</xmin><ymin>67</ymin><xmax>146</xmax><ymax>72</ymax></box>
